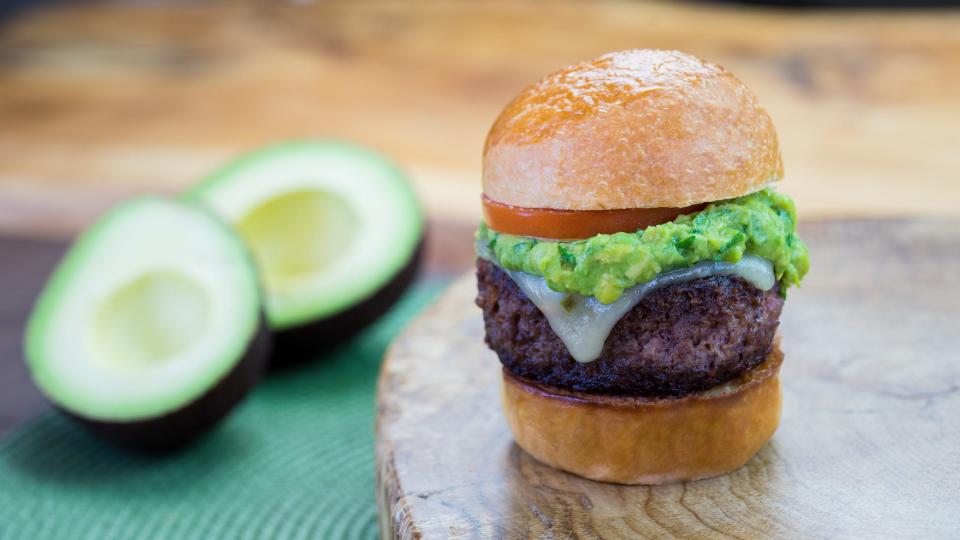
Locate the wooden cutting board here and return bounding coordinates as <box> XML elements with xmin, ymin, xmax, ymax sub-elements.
<box><xmin>376</xmin><ymin>219</ymin><xmax>960</xmax><ymax>539</ymax></box>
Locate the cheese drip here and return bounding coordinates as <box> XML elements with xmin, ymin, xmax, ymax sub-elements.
<box><xmin>504</xmin><ymin>256</ymin><xmax>775</xmax><ymax>363</ymax></box>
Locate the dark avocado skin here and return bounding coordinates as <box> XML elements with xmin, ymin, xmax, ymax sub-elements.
<box><xmin>269</xmin><ymin>237</ymin><xmax>424</xmax><ymax>366</ymax></box>
<box><xmin>66</xmin><ymin>314</ymin><xmax>272</xmax><ymax>452</ymax></box>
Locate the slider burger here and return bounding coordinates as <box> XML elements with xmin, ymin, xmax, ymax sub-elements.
<box><xmin>475</xmin><ymin>50</ymin><xmax>809</xmax><ymax>484</ymax></box>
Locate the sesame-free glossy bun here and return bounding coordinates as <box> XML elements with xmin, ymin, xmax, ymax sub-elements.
<box><xmin>483</xmin><ymin>50</ymin><xmax>783</xmax><ymax>210</ymax></box>
<box><xmin>501</xmin><ymin>342</ymin><xmax>783</xmax><ymax>485</ymax></box>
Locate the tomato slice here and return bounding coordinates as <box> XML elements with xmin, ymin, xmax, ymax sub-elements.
<box><xmin>482</xmin><ymin>195</ymin><xmax>706</xmax><ymax>240</ymax></box>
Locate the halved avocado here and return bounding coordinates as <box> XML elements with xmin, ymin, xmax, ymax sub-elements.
<box><xmin>185</xmin><ymin>140</ymin><xmax>424</xmax><ymax>362</ymax></box>
<box><xmin>24</xmin><ymin>197</ymin><xmax>270</xmax><ymax>450</ymax></box>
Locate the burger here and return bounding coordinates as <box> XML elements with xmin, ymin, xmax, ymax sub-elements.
<box><xmin>475</xmin><ymin>49</ymin><xmax>809</xmax><ymax>485</ymax></box>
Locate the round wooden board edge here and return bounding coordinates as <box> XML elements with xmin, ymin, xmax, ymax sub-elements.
<box><xmin>375</xmin><ymin>273</ymin><xmax>473</xmax><ymax>540</ymax></box>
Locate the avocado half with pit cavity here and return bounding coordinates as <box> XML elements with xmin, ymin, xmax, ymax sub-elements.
<box><xmin>24</xmin><ymin>197</ymin><xmax>270</xmax><ymax>450</ymax></box>
<box><xmin>185</xmin><ymin>140</ymin><xmax>424</xmax><ymax>363</ymax></box>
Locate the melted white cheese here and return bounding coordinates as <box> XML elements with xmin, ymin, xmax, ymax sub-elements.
<box><xmin>503</xmin><ymin>256</ymin><xmax>775</xmax><ymax>363</ymax></box>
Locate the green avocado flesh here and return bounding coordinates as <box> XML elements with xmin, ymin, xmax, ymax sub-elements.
<box><xmin>477</xmin><ymin>189</ymin><xmax>809</xmax><ymax>304</ymax></box>
<box><xmin>185</xmin><ymin>140</ymin><xmax>423</xmax><ymax>330</ymax></box>
<box><xmin>25</xmin><ymin>197</ymin><xmax>262</xmax><ymax>422</ymax></box>
<box><xmin>234</xmin><ymin>189</ymin><xmax>359</xmax><ymax>293</ymax></box>
<box><xmin>94</xmin><ymin>271</ymin><xmax>210</xmax><ymax>371</ymax></box>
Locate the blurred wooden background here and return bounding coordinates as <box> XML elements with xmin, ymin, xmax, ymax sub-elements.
<box><xmin>1</xmin><ymin>0</ymin><xmax>959</xmax><ymax>241</ymax></box>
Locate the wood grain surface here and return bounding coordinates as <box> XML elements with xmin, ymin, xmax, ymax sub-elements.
<box><xmin>2</xmin><ymin>1</ymin><xmax>960</xmax><ymax>239</ymax></box>
<box><xmin>376</xmin><ymin>218</ymin><xmax>960</xmax><ymax>539</ymax></box>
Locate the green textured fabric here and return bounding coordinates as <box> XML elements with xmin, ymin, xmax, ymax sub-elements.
<box><xmin>0</xmin><ymin>281</ymin><xmax>446</xmax><ymax>540</ymax></box>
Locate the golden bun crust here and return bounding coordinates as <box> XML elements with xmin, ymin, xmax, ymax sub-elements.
<box><xmin>483</xmin><ymin>49</ymin><xmax>783</xmax><ymax>210</ymax></box>
<box><xmin>500</xmin><ymin>343</ymin><xmax>783</xmax><ymax>485</ymax></box>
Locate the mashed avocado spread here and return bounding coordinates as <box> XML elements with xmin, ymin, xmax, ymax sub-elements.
<box><xmin>476</xmin><ymin>189</ymin><xmax>809</xmax><ymax>304</ymax></box>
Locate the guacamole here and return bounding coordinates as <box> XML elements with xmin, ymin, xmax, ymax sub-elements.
<box><xmin>476</xmin><ymin>189</ymin><xmax>809</xmax><ymax>304</ymax></box>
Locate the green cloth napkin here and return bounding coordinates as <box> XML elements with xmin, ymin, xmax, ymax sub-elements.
<box><xmin>0</xmin><ymin>281</ymin><xmax>447</xmax><ymax>540</ymax></box>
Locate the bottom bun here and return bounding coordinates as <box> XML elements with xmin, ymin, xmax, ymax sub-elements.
<box><xmin>501</xmin><ymin>342</ymin><xmax>783</xmax><ymax>485</ymax></box>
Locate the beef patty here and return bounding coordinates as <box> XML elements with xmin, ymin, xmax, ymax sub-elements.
<box><xmin>475</xmin><ymin>258</ymin><xmax>783</xmax><ymax>397</ymax></box>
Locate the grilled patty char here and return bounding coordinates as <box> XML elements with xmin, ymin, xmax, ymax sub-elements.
<box><xmin>476</xmin><ymin>258</ymin><xmax>784</xmax><ymax>397</ymax></box>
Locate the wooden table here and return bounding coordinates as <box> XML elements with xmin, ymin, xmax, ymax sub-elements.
<box><xmin>1</xmin><ymin>0</ymin><xmax>959</xmax><ymax>239</ymax></box>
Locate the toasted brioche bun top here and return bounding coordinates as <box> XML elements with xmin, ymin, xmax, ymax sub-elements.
<box><xmin>483</xmin><ymin>49</ymin><xmax>783</xmax><ymax>210</ymax></box>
